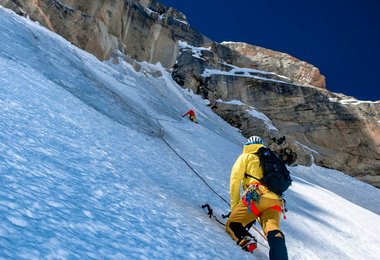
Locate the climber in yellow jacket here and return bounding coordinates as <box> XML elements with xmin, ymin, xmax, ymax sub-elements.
<box><xmin>226</xmin><ymin>136</ymin><xmax>288</xmax><ymax>259</ymax></box>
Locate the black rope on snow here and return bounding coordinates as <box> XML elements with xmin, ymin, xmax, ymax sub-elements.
<box><xmin>161</xmin><ymin>134</ymin><xmax>230</xmax><ymax>206</ymax></box>
<box><xmin>156</xmin><ymin>119</ymin><xmax>230</xmax><ymax>207</ymax></box>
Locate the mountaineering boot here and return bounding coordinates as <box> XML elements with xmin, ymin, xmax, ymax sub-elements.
<box><xmin>244</xmin><ymin>242</ymin><xmax>257</xmax><ymax>253</ymax></box>
<box><xmin>238</xmin><ymin>235</ymin><xmax>257</xmax><ymax>253</ymax></box>
<box><xmin>267</xmin><ymin>230</ymin><xmax>288</xmax><ymax>260</ymax></box>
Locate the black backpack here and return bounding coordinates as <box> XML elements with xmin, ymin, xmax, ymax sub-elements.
<box><xmin>247</xmin><ymin>147</ymin><xmax>292</xmax><ymax>195</ymax></box>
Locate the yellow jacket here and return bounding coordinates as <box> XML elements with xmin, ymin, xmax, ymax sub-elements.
<box><xmin>230</xmin><ymin>143</ymin><xmax>280</xmax><ymax>210</ymax></box>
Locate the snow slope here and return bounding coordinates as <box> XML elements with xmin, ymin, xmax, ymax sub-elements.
<box><xmin>0</xmin><ymin>6</ymin><xmax>379</xmax><ymax>259</ymax></box>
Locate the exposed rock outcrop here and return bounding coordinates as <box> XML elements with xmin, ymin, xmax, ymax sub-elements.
<box><xmin>221</xmin><ymin>42</ymin><xmax>326</xmax><ymax>89</ymax></box>
<box><xmin>0</xmin><ymin>0</ymin><xmax>210</xmax><ymax>67</ymax></box>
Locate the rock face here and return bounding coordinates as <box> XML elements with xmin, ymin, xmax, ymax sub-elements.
<box><xmin>221</xmin><ymin>42</ymin><xmax>326</xmax><ymax>89</ymax></box>
<box><xmin>2</xmin><ymin>0</ymin><xmax>379</xmax><ymax>187</ymax></box>
<box><xmin>173</xmin><ymin>42</ymin><xmax>380</xmax><ymax>187</ymax></box>
<box><xmin>0</xmin><ymin>0</ymin><xmax>210</xmax><ymax>67</ymax></box>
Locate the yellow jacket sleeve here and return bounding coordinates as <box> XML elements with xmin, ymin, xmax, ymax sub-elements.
<box><xmin>230</xmin><ymin>154</ymin><xmax>247</xmax><ymax>210</ymax></box>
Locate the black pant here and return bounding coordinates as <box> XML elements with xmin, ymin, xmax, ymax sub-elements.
<box><xmin>267</xmin><ymin>230</ymin><xmax>288</xmax><ymax>260</ymax></box>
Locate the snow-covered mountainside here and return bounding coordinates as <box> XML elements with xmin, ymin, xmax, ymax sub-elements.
<box><xmin>0</xmin><ymin>7</ymin><xmax>379</xmax><ymax>259</ymax></box>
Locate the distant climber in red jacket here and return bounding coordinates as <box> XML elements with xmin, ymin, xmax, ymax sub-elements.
<box><xmin>181</xmin><ymin>109</ymin><xmax>198</xmax><ymax>123</ymax></box>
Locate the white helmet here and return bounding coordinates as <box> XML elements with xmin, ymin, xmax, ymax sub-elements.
<box><xmin>246</xmin><ymin>136</ymin><xmax>264</xmax><ymax>145</ymax></box>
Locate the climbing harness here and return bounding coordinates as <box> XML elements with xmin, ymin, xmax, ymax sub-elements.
<box><xmin>242</xmin><ymin>183</ymin><xmax>262</xmax><ymax>215</ymax></box>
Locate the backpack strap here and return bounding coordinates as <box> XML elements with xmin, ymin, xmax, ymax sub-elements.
<box><xmin>244</xmin><ymin>173</ymin><xmax>261</xmax><ymax>182</ymax></box>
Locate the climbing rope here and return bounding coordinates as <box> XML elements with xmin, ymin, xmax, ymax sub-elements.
<box><xmin>156</xmin><ymin>119</ymin><xmax>230</xmax><ymax>206</ymax></box>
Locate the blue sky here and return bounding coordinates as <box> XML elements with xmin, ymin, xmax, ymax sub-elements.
<box><xmin>159</xmin><ymin>0</ymin><xmax>380</xmax><ymax>101</ymax></box>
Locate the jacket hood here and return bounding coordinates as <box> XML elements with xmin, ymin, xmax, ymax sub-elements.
<box><xmin>243</xmin><ymin>143</ymin><xmax>264</xmax><ymax>154</ymax></box>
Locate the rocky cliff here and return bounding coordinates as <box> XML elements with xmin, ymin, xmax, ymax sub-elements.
<box><xmin>0</xmin><ymin>0</ymin><xmax>210</xmax><ymax>67</ymax></box>
<box><xmin>2</xmin><ymin>0</ymin><xmax>379</xmax><ymax>187</ymax></box>
<box><xmin>218</xmin><ymin>42</ymin><xmax>326</xmax><ymax>89</ymax></box>
<box><xmin>173</xmin><ymin>42</ymin><xmax>380</xmax><ymax>187</ymax></box>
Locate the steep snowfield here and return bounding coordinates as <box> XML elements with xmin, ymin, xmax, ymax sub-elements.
<box><xmin>0</xmin><ymin>6</ymin><xmax>379</xmax><ymax>259</ymax></box>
